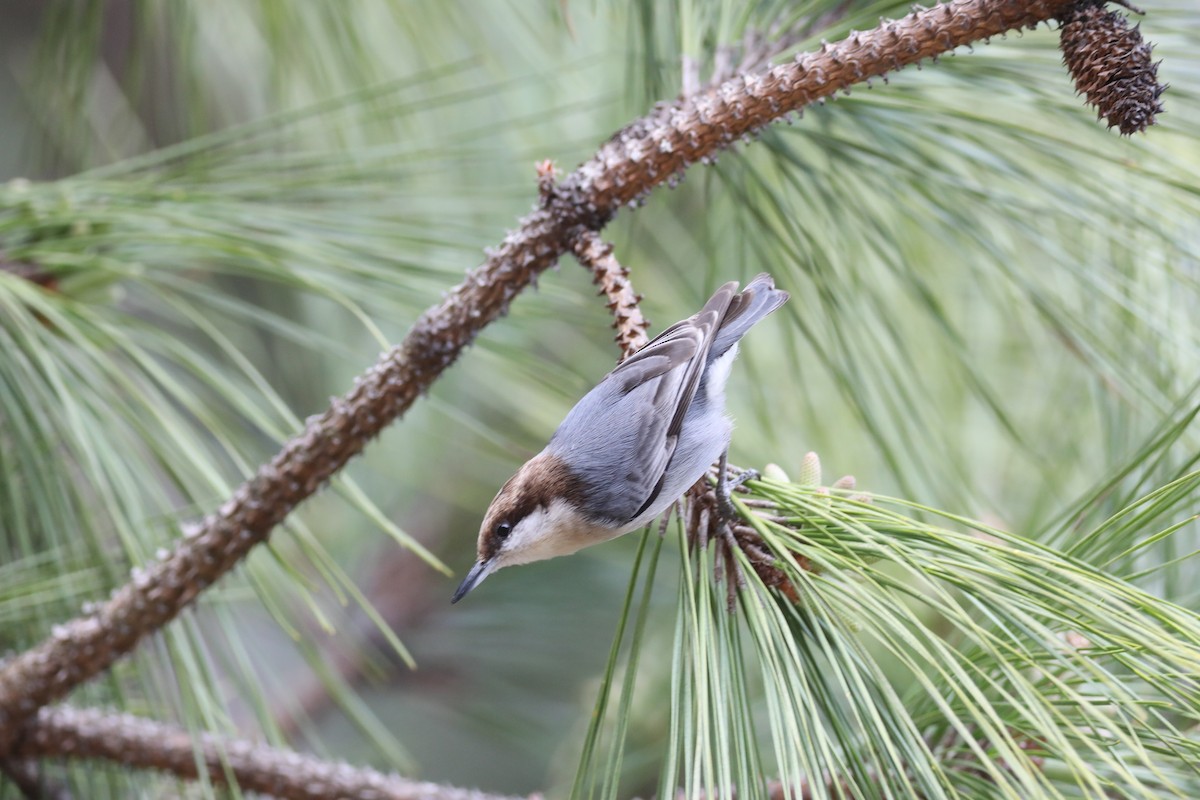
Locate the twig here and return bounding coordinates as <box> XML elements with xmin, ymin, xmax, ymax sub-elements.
<box><xmin>13</xmin><ymin>706</ymin><xmax>527</xmax><ymax>800</ymax></box>
<box><xmin>0</xmin><ymin>0</ymin><xmax>1086</xmax><ymax>754</ymax></box>
<box><xmin>686</xmin><ymin>464</ymin><xmax>811</xmax><ymax>604</ymax></box>
<box><xmin>570</xmin><ymin>231</ymin><xmax>650</xmax><ymax>358</ymax></box>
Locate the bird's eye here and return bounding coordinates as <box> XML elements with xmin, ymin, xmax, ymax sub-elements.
<box><xmin>494</xmin><ymin>521</ymin><xmax>512</xmax><ymax>540</ymax></box>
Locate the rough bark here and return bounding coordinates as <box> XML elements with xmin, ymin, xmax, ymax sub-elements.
<box><xmin>570</xmin><ymin>231</ymin><xmax>651</xmax><ymax>358</ymax></box>
<box><xmin>13</xmin><ymin>706</ymin><xmax>526</xmax><ymax>800</ymax></box>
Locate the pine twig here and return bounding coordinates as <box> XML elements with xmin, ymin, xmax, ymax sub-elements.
<box><xmin>0</xmin><ymin>0</ymin><xmax>1088</xmax><ymax>753</ymax></box>
<box><xmin>13</xmin><ymin>706</ymin><xmax>528</xmax><ymax>800</ymax></box>
<box><xmin>569</xmin><ymin>230</ymin><xmax>650</xmax><ymax>358</ymax></box>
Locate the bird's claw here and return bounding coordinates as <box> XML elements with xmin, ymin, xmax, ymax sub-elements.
<box><xmin>715</xmin><ymin>451</ymin><xmax>758</xmax><ymax>523</ymax></box>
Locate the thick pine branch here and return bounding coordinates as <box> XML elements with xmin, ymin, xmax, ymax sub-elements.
<box><xmin>0</xmin><ymin>0</ymin><xmax>1079</xmax><ymax>754</ymax></box>
<box><xmin>11</xmin><ymin>706</ymin><xmax>524</xmax><ymax>800</ymax></box>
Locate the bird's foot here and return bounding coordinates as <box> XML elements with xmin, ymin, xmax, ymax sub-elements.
<box><xmin>715</xmin><ymin>450</ymin><xmax>758</xmax><ymax>523</ymax></box>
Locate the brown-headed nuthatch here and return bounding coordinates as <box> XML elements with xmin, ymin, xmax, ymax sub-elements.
<box><xmin>452</xmin><ymin>273</ymin><xmax>788</xmax><ymax>602</ymax></box>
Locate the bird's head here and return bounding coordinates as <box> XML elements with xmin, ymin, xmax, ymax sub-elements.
<box><xmin>452</xmin><ymin>453</ymin><xmax>607</xmax><ymax>602</ymax></box>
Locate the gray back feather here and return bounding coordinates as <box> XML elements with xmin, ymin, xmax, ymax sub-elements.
<box><xmin>546</xmin><ymin>273</ymin><xmax>787</xmax><ymax>525</ymax></box>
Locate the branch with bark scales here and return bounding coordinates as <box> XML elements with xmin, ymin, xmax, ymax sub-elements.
<box><xmin>0</xmin><ymin>0</ymin><xmax>1140</xmax><ymax>787</ymax></box>
<box><xmin>569</xmin><ymin>230</ymin><xmax>651</xmax><ymax>357</ymax></box>
<box><xmin>1</xmin><ymin>705</ymin><xmax>1046</xmax><ymax>799</ymax></box>
<box><xmin>10</xmin><ymin>706</ymin><xmax>527</xmax><ymax>800</ymax></box>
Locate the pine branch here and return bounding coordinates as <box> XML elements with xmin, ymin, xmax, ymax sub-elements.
<box><xmin>12</xmin><ymin>706</ymin><xmax>526</xmax><ymax>800</ymax></box>
<box><xmin>570</xmin><ymin>230</ymin><xmax>651</xmax><ymax>358</ymax></box>
<box><xmin>5</xmin><ymin>707</ymin><xmax>1041</xmax><ymax>800</ymax></box>
<box><xmin>0</xmin><ymin>0</ymin><xmax>1113</xmax><ymax>755</ymax></box>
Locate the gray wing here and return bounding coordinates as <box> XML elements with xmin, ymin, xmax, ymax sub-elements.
<box><xmin>547</xmin><ymin>282</ymin><xmax>738</xmax><ymax>523</ymax></box>
<box><xmin>709</xmin><ymin>273</ymin><xmax>790</xmax><ymax>359</ymax></box>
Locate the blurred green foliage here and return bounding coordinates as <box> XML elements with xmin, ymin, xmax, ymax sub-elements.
<box><xmin>1</xmin><ymin>1</ymin><xmax>1199</xmax><ymax>797</ymax></box>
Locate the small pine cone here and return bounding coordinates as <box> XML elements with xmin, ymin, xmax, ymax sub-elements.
<box><xmin>1059</xmin><ymin>1</ymin><xmax>1165</xmax><ymax>135</ymax></box>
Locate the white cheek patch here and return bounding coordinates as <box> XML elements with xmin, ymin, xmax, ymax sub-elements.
<box><xmin>503</xmin><ymin>507</ymin><xmax>547</xmax><ymax>563</ymax></box>
<box><xmin>499</xmin><ymin>499</ymin><xmax>610</xmax><ymax>567</ymax></box>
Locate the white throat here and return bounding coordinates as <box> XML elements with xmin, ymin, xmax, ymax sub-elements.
<box><xmin>499</xmin><ymin>498</ymin><xmax>615</xmax><ymax>567</ymax></box>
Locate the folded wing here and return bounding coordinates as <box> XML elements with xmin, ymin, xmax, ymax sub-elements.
<box><xmin>547</xmin><ymin>282</ymin><xmax>738</xmax><ymax>524</ymax></box>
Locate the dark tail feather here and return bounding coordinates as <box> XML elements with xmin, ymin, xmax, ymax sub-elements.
<box><xmin>710</xmin><ymin>273</ymin><xmax>789</xmax><ymax>359</ymax></box>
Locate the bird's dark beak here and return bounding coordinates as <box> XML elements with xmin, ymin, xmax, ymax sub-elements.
<box><xmin>451</xmin><ymin>558</ymin><xmax>494</xmax><ymax>604</ymax></box>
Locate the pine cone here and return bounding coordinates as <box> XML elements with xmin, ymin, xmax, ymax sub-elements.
<box><xmin>1059</xmin><ymin>1</ymin><xmax>1165</xmax><ymax>135</ymax></box>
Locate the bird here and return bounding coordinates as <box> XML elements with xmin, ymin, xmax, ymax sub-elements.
<box><xmin>452</xmin><ymin>273</ymin><xmax>788</xmax><ymax>603</ymax></box>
